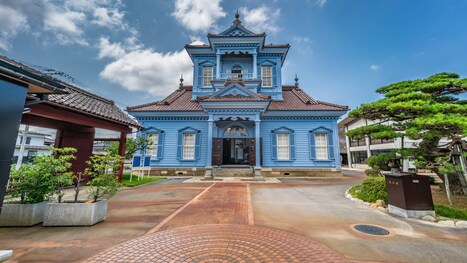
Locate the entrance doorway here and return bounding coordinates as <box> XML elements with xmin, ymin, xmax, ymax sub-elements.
<box><xmin>222</xmin><ymin>138</ymin><xmax>249</xmax><ymax>165</ymax></box>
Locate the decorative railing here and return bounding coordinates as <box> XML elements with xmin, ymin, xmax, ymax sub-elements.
<box><xmin>219</xmin><ymin>72</ymin><xmax>254</xmax><ymax>80</ymax></box>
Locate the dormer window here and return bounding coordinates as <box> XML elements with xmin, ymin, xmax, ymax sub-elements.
<box><xmin>262</xmin><ymin>66</ymin><xmax>272</xmax><ymax>87</ymax></box>
<box><xmin>203</xmin><ymin>66</ymin><xmax>213</xmax><ymax>87</ymax></box>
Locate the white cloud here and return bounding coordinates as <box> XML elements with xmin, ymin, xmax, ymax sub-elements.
<box><xmin>317</xmin><ymin>0</ymin><xmax>327</xmax><ymax>8</ymax></box>
<box><xmin>100</xmin><ymin>46</ymin><xmax>193</xmax><ymax>97</ymax></box>
<box><xmin>98</xmin><ymin>37</ymin><xmax>126</xmax><ymax>59</ymax></box>
<box><xmin>370</xmin><ymin>64</ymin><xmax>381</xmax><ymax>71</ymax></box>
<box><xmin>0</xmin><ymin>5</ymin><xmax>29</xmax><ymax>50</ymax></box>
<box><xmin>0</xmin><ymin>0</ymin><xmax>130</xmax><ymax>48</ymax></box>
<box><xmin>239</xmin><ymin>6</ymin><xmax>280</xmax><ymax>34</ymax></box>
<box><xmin>292</xmin><ymin>36</ymin><xmax>314</xmax><ymax>55</ymax></box>
<box><xmin>43</xmin><ymin>4</ymin><xmax>88</xmax><ymax>46</ymax></box>
<box><xmin>172</xmin><ymin>0</ymin><xmax>226</xmax><ymax>32</ymax></box>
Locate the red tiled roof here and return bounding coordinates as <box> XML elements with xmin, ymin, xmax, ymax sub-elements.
<box><xmin>127</xmin><ymin>86</ymin><xmax>204</xmax><ymax>112</ymax></box>
<box><xmin>47</xmin><ymin>83</ymin><xmax>142</xmax><ymax>128</ymax></box>
<box><xmin>128</xmin><ymin>85</ymin><xmax>348</xmax><ymax>112</ymax></box>
<box><xmin>268</xmin><ymin>86</ymin><xmax>348</xmax><ymax>111</ymax></box>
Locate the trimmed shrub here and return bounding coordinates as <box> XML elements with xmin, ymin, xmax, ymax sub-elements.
<box><xmin>351</xmin><ymin>177</ymin><xmax>388</xmax><ymax>203</ymax></box>
<box><xmin>365</xmin><ymin>168</ymin><xmax>382</xmax><ymax>177</ymax></box>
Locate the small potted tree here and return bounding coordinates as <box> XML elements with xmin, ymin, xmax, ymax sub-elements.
<box><xmin>0</xmin><ymin>148</ymin><xmax>75</xmax><ymax>226</ymax></box>
<box><xmin>43</xmin><ymin>154</ymin><xmax>122</xmax><ymax>226</ymax></box>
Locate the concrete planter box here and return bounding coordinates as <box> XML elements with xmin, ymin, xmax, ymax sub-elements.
<box><xmin>43</xmin><ymin>200</ymin><xmax>108</xmax><ymax>226</ymax></box>
<box><xmin>0</xmin><ymin>201</ymin><xmax>48</xmax><ymax>226</ymax></box>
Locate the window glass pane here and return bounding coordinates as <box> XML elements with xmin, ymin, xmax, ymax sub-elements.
<box><xmin>203</xmin><ymin>67</ymin><xmax>213</xmax><ymax>86</ymax></box>
<box><xmin>277</xmin><ymin>133</ymin><xmax>290</xmax><ymax>160</ymax></box>
<box><xmin>315</xmin><ymin>133</ymin><xmax>328</xmax><ymax>160</ymax></box>
<box><xmin>262</xmin><ymin>66</ymin><xmax>272</xmax><ymax>87</ymax></box>
<box><xmin>183</xmin><ymin>133</ymin><xmax>195</xmax><ymax>159</ymax></box>
<box><xmin>146</xmin><ymin>133</ymin><xmax>158</xmax><ymax>156</ymax></box>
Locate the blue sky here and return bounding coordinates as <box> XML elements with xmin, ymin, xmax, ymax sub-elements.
<box><xmin>1</xmin><ymin>0</ymin><xmax>467</xmax><ymax>112</ymax></box>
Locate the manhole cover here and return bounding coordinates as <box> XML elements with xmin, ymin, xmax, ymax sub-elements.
<box><xmin>353</xmin><ymin>224</ymin><xmax>390</xmax><ymax>236</ymax></box>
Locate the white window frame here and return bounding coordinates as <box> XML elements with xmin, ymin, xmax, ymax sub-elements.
<box><xmin>202</xmin><ymin>66</ymin><xmax>213</xmax><ymax>87</ymax></box>
<box><xmin>182</xmin><ymin>133</ymin><xmax>196</xmax><ymax>160</ymax></box>
<box><xmin>277</xmin><ymin>133</ymin><xmax>290</xmax><ymax>160</ymax></box>
<box><xmin>262</xmin><ymin>66</ymin><xmax>272</xmax><ymax>87</ymax></box>
<box><xmin>146</xmin><ymin>133</ymin><xmax>158</xmax><ymax>157</ymax></box>
<box><xmin>315</xmin><ymin>133</ymin><xmax>329</xmax><ymax>160</ymax></box>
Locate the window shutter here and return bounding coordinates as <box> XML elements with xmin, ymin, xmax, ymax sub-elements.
<box><xmin>271</xmin><ymin>132</ymin><xmax>277</xmax><ymax>160</ymax></box>
<box><xmin>157</xmin><ymin>132</ymin><xmax>164</xmax><ymax>159</ymax></box>
<box><xmin>309</xmin><ymin>132</ymin><xmax>316</xmax><ymax>160</ymax></box>
<box><xmin>289</xmin><ymin>132</ymin><xmax>296</xmax><ymax>160</ymax></box>
<box><xmin>177</xmin><ymin>132</ymin><xmax>183</xmax><ymax>160</ymax></box>
<box><xmin>328</xmin><ymin>132</ymin><xmax>335</xmax><ymax>159</ymax></box>
<box><xmin>194</xmin><ymin>132</ymin><xmax>201</xmax><ymax>160</ymax></box>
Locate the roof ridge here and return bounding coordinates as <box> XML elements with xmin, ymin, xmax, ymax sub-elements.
<box><xmin>316</xmin><ymin>100</ymin><xmax>349</xmax><ymax>110</ymax></box>
<box><xmin>61</xmin><ymin>82</ymin><xmax>114</xmax><ymax>105</ymax></box>
<box><xmin>291</xmin><ymin>88</ymin><xmax>317</xmax><ymax>105</ymax></box>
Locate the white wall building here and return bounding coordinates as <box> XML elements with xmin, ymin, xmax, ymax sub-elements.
<box><xmin>13</xmin><ymin>129</ymin><xmax>54</xmax><ymax>164</ymax></box>
<box><xmin>338</xmin><ymin>117</ymin><xmax>420</xmax><ymax>170</ymax></box>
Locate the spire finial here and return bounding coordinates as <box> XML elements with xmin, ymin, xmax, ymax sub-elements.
<box><xmin>179</xmin><ymin>74</ymin><xmax>184</xmax><ymax>88</ymax></box>
<box><xmin>294</xmin><ymin>74</ymin><xmax>299</xmax><ymax>87</ymax></box>
<box><xmin>233</xmin><ymin>10</ymin><xmax>241</xmax><ymax>26</ymax></box>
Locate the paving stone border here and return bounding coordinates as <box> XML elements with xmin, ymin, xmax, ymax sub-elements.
<box><xmin>345</xmin><ymin>187</ymin><xmax>467</xmax><ymax>229</ymax></box>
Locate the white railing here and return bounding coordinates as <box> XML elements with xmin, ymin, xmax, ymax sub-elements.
<box><xmin>219</xmin><ymin>72</ymin><xmax>254</xmax><ymax>80</ymax></box>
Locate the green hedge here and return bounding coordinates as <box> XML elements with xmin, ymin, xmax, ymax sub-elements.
<box><xmin>350</xmin><ymin>177</ymin><xmax>388</xmax><ymax>203</ymax></box>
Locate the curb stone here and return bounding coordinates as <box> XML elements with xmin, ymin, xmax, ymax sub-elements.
<box><xmin>345</xmin><ymin>187</ymin><xmax>467</xmax><ymax>229</ymax></box>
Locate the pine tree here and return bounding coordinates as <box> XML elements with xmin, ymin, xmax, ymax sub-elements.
<box><xmin>347</xmin><ymin>73</ymin><xmax>467</xmax><ymax>195</ymax></box>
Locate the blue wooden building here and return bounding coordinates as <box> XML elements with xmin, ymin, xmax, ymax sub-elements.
<box><xmin>127</xmin><ymin>13</ymin><xmax>348</xmax><ymax>178</ymax></box>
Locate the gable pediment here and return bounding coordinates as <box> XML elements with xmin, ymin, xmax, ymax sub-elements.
<box><xmin>219</xmin><ymin>26</ymin><xmax>255</xmax><ymax>37</ymax></box>
<box><xmin>213</xmin><ymin>84</ymin><xmax>255</xmax><ymax>98</ymax></box>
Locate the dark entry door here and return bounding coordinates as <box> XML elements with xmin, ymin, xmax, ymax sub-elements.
<box><xmin>222</xmin><ymin>138</ymin><xmax>249</xmax><ymax>165</ymax></box>
<box><xmin>248</xmin><ymin>138</ymin><xmax>256</xmax><ymax>165</ymax></box>
<box><xmin>212</xmin><ymin>138</ymin><xmax>222</xmax><ymax>165</ymax></box>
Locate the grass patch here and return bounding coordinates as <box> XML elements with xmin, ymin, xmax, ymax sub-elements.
<box><xmin>121</xmin><ymin>173</ymin><xmax>166</xmax><ymax>187</ymax></box>
<box><xmin>431</xmin><ymin>185</ymin><xmax>467</xmax><ymax>209</ymax></box>
<box><xmin>435</xmin><ymin>205</ymin><xmax>467</xmax><ymax>220</ymax></box>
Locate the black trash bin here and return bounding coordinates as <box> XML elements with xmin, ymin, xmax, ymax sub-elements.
<box><xmin>384</xmin><ymin>173</ymin><xmax>435</xmax><ymax>218</ymax></box>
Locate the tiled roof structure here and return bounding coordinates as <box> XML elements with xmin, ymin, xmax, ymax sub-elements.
<box><xmin>47</xmin><ymin>83</ymin><xmax>142</xmax><ymax>128</ymax></box>
<box><xmin>268</xmin><ymin>86</ymin><xmax>348</xmax><ymax>111</ymax></box>
<box><xmin>1</xmin><ymin>55</ymin><xmax>141</xmax><ymax>128</ymax></box>
<box><xmin>127</xmin><ymin>86</ymin><xmax>203</xmax><ymax>112</ymax></box>
<box><xmin>127</xmin><ymin>85</ymin><xmax>348</xmax><ymax>112</ymax></box>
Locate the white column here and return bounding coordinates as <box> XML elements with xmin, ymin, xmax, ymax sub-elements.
<box><xmin>216</xmin><ymin>52</ymin><xmax>221</xmax><ymax>80</ymax></box>
<box><xmin>205</xmin><ymin>116</ymin><xmax>214</xmax><ymax>178</ymax></box>
<box><xmin>252</xmin><ymin>52</ymin><xmax>257</xmax><ymax>79</ymax></box>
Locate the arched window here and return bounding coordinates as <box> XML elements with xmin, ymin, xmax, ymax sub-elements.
<box><xmin>224</xmin><ymin>126</ymin><xmax>248</xmax><ymax>137</ymax></box>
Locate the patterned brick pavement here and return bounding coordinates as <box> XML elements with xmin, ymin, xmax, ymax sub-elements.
<box><xmin>152</xmin><ymin>183</ymin><xmax>251</xmax><ymax>232</ymax></box>
<box><xmin>84</xmin><ymin>224</ymin><xmax>351</xmax><ymax>262</ymax></box>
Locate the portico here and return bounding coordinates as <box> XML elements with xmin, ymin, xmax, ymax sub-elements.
<box><xmin>201</xmin><ymin>94</ymin><xmax>267</xmax><ymax>178</ymax></box>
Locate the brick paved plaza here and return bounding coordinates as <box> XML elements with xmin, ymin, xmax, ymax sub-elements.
<box><xmin>85</xmin><ymin>224</ymin><xmax>349</xmax><ymax>263</ymax></box>
<box><xmin>1</xmin><ymin>171</ymin><xmax>467</xmax><ymax>262</ymax></box>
